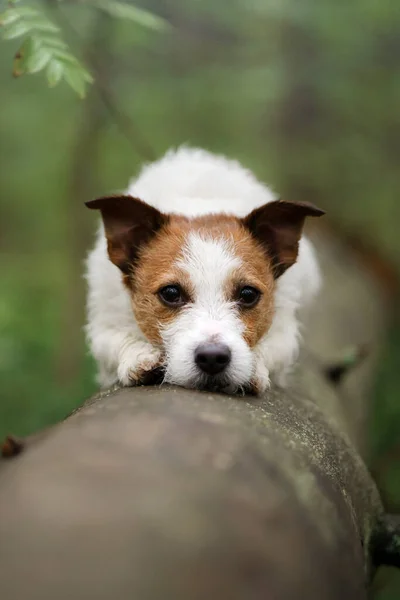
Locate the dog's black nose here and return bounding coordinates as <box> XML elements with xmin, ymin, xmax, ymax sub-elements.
<box><xmin>194</xmin><ymin>343</ymin><xmax>231</xmax><ymax>375</ymax></box>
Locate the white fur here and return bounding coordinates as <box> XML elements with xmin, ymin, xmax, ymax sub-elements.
<box><xmin>162</xmin><ymin>232</ymin><xmax>253</xmax><ymax>393</ymax></box>
<box><xmin>85</xmin><ymin>230</ymin><xmax>162</xmax><ymax>387</ymax></box>
<box><xmin>85</xmin><ymin>146</ymin><xmax>321</xmax><ymax>392</ymax></box>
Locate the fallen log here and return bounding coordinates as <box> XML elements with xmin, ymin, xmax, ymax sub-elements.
<box><xmin>0</xmin><ymin>227</ymin><xmax>396</xmax><ymax>599</ymax></box>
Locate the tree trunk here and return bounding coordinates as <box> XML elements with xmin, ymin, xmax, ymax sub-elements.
<box><xmin>0</xmin><ymin>226</ymin><xmax>394</xmax><ymax>599</ymax></box>
<box><xmin>54</xmin><ymin>13</ymin><xmax>114</xmax><ymax>385</ymax></box>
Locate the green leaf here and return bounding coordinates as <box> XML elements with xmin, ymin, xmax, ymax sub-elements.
<box><xmin>63</xmin><ymin>66</ymin><xmax>87</xmax><ymax>98</ymax></box>
<box><xmin>0</xmin><ymin>10</ymin><xmax>22</xmax><ymax>26</ymax></box>
<box><xmin>1</xmin><ymin>0</ymin><xmax>167</xmax><ymax>98</ymax></box>
<box><xmin>82</xmin><ymin>69</ymin><xmax>94</xmax><ymax>84</ymax></box>
<box><xmin>5</xmin><ymin>32</ymin><xmax>92</xmax><ymax>97</ymax></box>
<box><xmin>91</xmin><ymin>0</ymin><xmax>170</xmax><ymax>31</ymax></box>
<box><xmin>46</xmin><ymin>59</ymin><xmax>63</xmax><ymax>87</ymax></box>
<box><xmin>12</xmin><ymin>37</ymin><xmax>32</xmax><ymax>77</ymax></box>
<box><xmin>26</xmin><ymin>17</ymin><xmax>59</xmax><ymax>34</ymax></box>
<box><xmin>7</xmin><ymin>6</ymin><xmax>39</xmax><ymax>18</ymax></box>
<box><xmin>38</xmin><ymin>36</ymin><xmax>68</xmax><ymax>50</ymax></box>
<box><xmin>2</xmin><ymin>18</ymin><xmax>33</xmax><ymax>40</ymax></box>
<box><xmin>1</xmin><ymin>11</ymin><xmax>59</xmax><ymax>39</ymax></box>
<box><xmin>1</xmin><ymin>3</ymin><xmax>92</xmax><ymax>97</ymax></box>
<box><xmin>25</xmin><ymin>45</ymin><xmax>51</xmax><ymax>73</ymax></box>
<box><xmin>50</xmin><ymin>48</ymin><xmax>82</xmax><ymax>65</ymax></box>
<box><xmin>0</xmin><ymin>7</ymin><xmax>38</xmax><ymax>26</ymax></box>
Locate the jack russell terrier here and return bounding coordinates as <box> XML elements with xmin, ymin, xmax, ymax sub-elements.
<box><xmin>85</xmin><ymin>147</ymin><xmax>324</xmax><ymax>394</ymax></box>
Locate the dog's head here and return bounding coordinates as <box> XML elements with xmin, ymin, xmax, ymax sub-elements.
<box><xmin>86</xmin><ymin>196</ymin><xmax>323</xmax><ymax>392</ymax></box>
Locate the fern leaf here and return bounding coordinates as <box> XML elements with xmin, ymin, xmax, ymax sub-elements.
<box><xmin>2</xmin><ymin>18</ymin><xmax>33</xmax><ymax>39</ymax></box>
<box><xmin>46</xmin><ymin>59</ymin><xmax>64</xmax><ymax>87</ymax></box>
<box><xmin>1</xmin><ymin>5</ymin><xmax>92</xmax><ymax>97</ymax></box>
<box><xmin>63</xmin><ymin>66</ymin><xmax>87</xmax><ymax>99</ymax></box>
<box><xmin>0</xmin><ymin>7</ymin><xmax>38</xmax><ymax>26</ymax></box>
<box><xmin>25</xmin><ymin>43</ymin><xmax>51</xmax><ymax>73</ymax></box>
<box><xmin>88</xmin><ymin>0</ymin><xmax>170</xmax><ymax>30</ymax></box>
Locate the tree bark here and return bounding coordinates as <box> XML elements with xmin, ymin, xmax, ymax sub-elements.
<box><xmin>0</xmin><ymin>227</ymin><xmax>393</xmax><ymax>599</ymax></box>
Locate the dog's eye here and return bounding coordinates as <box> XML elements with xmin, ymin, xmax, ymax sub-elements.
<box><xmin>238</xmin><ymin>286</ymin><xmax>261</xmax><ymax>308</ymax></box>
<box><xmin>158</xmin><ymin>285</ymin><xmax>185</xmax><ymax>307</ymax></box>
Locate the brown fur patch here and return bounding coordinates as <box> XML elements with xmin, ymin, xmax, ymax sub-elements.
<box><xmin>124</xmin><ymin>213</ymin><xmax>276</xmax><ymax>348</ymax></box>
<box><xmin>220</xmin><ymin>226</ymin><xmax>275</xmax><ymax>347</ymax></box>
<box><xmin>242</xmin><ymin>200</ymin><xmax>324</xmax><ymax>278</ymax></box>
<box><xmin>128</xmin><ymin>222</ymin><xmax>190</xmax><ymax>343</ymax></box>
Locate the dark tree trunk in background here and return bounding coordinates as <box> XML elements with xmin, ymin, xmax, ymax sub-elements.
<box><xmin>0</xmin><ymin>228</ymin><xmax>394</xmax><ymax>599</ymax></box>
<box><xmin>55</xmin><ymin>14</ymin><xmax>115</xmax><ymax>384</ymax></box>
<box><xmin>272</xmin><ymin>14</ymin><xmax>323</xmax><ymax>204</ymax></box>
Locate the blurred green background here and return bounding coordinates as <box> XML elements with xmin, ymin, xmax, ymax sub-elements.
<box><xmin>0</xmin><ymin>1</ymin><xmax>399</xmax><ymax>596</ymax></box>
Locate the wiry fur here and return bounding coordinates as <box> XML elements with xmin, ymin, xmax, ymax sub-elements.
<box><xmin>85</xmin><ymin>147</ymin><xmax>322</xmax><ymax>393</ymax></box>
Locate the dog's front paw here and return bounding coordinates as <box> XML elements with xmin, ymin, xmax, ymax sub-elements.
<box><xmin>117</xmin><ymin>343</ymin><xmax>164</xmax><ymax>387</ymax></box>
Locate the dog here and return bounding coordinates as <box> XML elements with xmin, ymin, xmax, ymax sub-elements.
<box><xmin>85</xmin><ymin>147</ymin><xmax>324</xmax><ymax>394</ymax></box>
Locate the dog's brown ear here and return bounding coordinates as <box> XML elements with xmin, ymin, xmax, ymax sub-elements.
<box><xmin>242</xmin><ymin>200</ymin><xmax>324</xmax><ymax>278</ymax></box>
<box><xmin>86</xmin><ymin>195</ymin><xmax>168</xmax><ymax>274</ymax></box>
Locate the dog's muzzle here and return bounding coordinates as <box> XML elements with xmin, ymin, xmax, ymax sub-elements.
<box><xmin>194</xmin><ymin>342</ymin><xmax>231</xmax><ymax>375</ymax></box>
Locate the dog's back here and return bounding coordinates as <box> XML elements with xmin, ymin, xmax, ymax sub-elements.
<box><xmin>127</xmin><ymin>147</ymin><xmax>276</xmax><ymax>218</ymax></box>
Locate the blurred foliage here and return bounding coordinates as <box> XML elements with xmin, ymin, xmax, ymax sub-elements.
<box><xmin>0</xmin><ymin>1</ymin><xmax>399</xmax><ymax>596</ymax></box>
<box><xmin>0</xmin><ymin>0</ymin><xmax>169</xmax><ymax>95</ymax></box>
<box><xmin>0</xmin><ymin>3</ymin><xmax>92</xmax><ymax>96</ymax></box>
